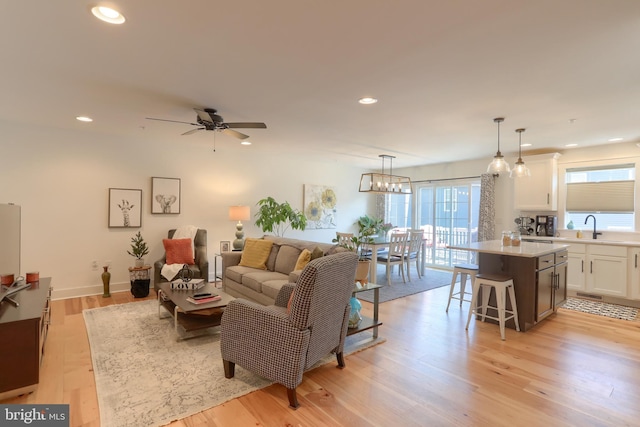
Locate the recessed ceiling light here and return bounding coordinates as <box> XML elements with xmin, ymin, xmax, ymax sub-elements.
<box><xmin>358</xmin><ymin>97</ymin><xmax>378</xmax><ymax>105</ymax></box>
<box><xmin>565</xmin><ymin>143</ymin><xmax>578</xmax><ymax>147</ymax></box>
<box><xmin>240</xmin><ymin>141</ymin><xmax>252</xmax><ymax>146</ymax></box>
<box><xmin>608</xmin><ymin>137</ymin><xmax>624</xmax><ymax>142</ymax></box>
<box><xmin>521</xmin><ymin>143</ymin><xmax>532</xmax><ymax>147</ymax></box>
<box><xmin>91</xmin><ymin>6</ymin><xmax>126</xmax><ymax>24</ymax></box>
<box><xmin>76</xmin><ymin>116</ymin><xmax>93</xmax><ymax>122</ymax></box>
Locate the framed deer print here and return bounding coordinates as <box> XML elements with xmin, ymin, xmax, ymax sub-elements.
<box><xmin>108</xmin><ymin>188</ymin><xmax>142</xmax><ymax>228</ymax></box>
<box><xmin>151</xmin><ymin>177</ymin><xmax>181</xmax><ymax>214</ymax></box>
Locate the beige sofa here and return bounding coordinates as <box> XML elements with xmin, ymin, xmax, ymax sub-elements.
<box><xmin>221</xmin><ymin>235</ymin><xmax>343</xmax><ymax>305</ymax></box>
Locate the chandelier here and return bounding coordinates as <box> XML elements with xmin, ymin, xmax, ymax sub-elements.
<box><xmin>359</xmin><ymin>154</ymin><xmax>413</xmax><ymax>194</ymax></box>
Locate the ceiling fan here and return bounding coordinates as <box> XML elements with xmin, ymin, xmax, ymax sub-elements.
<box><xmin>146</xmin><ymin>108</ymin><xmax>266</xmax><ymax>140</ymax></box>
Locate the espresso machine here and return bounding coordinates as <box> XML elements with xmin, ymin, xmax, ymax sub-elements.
<box><xmin>535</xmin><ymin>215</ymin><xmax>557</xmax><ymax>237</ymax></box>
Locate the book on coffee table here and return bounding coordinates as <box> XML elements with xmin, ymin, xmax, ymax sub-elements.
<box><xmin>186</xmin><ymin>295</ymin><xmax>221</xmax><ymax>304</ymax></box>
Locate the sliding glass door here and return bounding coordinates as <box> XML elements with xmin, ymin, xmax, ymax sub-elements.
<box><xmin>386</xmin><ymin>178</ymin><xmax>480</xmax><ymax>267</ymax></box>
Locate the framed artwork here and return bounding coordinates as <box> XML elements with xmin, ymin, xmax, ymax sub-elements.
<box><xmin>108</xmin><ymin>188</ymin><xmax>142</xmax><ymax>228</ymax></box>
<box><xmin>220</xmin><ymin>241</ymin><xmax>230</xmax><ymax>253</ymax></box>
<box><xmin>151</xmin><ymin>177</ymin><xmax>181</xmax><ymax>214</ymax></box>
<box><xmin>303</xmin><ymin>184</ymin><xmax>337</xmax><ymax>229</ymax></box>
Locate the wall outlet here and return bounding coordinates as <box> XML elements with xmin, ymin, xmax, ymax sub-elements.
<box><xmin>91</xmin><ymin>260</ymin><xmax>98</xmax><ymax>271</ymax></box>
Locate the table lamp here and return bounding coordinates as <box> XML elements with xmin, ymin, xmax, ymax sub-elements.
<box><xmin>229</xmin><ymin>205</ymin><xmax>251</xmax><ymax>250</ymax></box>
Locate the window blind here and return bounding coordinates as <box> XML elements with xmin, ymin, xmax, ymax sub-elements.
<box><xmin>566</xmin><ymin>180</ymin><xmax>634</xmax><ymax>212</ymax></box>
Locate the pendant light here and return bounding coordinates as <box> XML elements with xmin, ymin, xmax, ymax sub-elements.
<box><xmin>510</xmin><ymin>128</ymin><xmax>531</xmax><ymax>178</ymax></box>
<box><xmin>487</xmin><ymin>117</ymin><xmax>511</xmax><ymax>174</ymax></box>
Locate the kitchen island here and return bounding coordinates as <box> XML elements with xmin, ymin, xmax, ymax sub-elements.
<box><xmin>448</xmin><ymin>240</ymin><xmax>570</xmax><ymax>332</ymax></box>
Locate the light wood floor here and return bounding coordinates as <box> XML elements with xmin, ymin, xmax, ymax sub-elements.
<box><xmin>3</xmin><ymin>284</ymin><xmax>640</xmax><ymax>427</ymax></box>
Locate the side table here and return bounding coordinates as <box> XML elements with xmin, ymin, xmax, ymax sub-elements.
<box><xmin>214</xmin><ymin>253</ymin><xmax>223</xmax><ymax>282</ymax></box>
<box><xmin>348</xmin><ymin>282</ymin><xmax>382</xmax><ymax>339</ymax></box>
<box><xmin>128</xmin><ymin>265</ymin><xmax>152</xmax><ymax>297</ymax></box>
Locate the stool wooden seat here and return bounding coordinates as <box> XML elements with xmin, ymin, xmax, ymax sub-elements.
<box><xmin>445</xmin><ymin>264</ymin><xmax>478</xmax><ymax>312</ymax></box>
<box><xmin>465</xmin><ymin>273</ymin><xmax>520</xmax><ymax>340</ymax></box>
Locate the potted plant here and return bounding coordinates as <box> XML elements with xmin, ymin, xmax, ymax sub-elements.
<box><xmin>255</xmin><ymin>196</ymin><xmax>307</xmax><ymax>237</ymax></box>
<box><xmin>127</xmin><ymin>231</ymin><xmax>149</xmax><ymax>267</ymax></box>
<box><xmin>332</xmin><ymin>233</ymin><xmax>374</xmax><ymax>284</ymax></box>
<box><xmin>357</xmin><ymin>215</ymin><xmax>394</xmax><ymax>238</ymax></box>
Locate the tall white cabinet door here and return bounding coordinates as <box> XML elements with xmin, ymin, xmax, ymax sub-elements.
<box><xmin>567</xmin><ymin>252</ymin><xmax>586</xmax><ymax>291</ymax></box>
<box><xmin>514</xmin><ymin>153</ymin><xmax>560</xmax><ymax>211</ymax></box>
<box><xmin>586</xmin><ymin>255</ymin><xmax>628</xmax><ymax>297</ymax></box>
<box><xmin>629</xmin><ymin>248</ymin><xmax>640</xmax><ymax>300</ymax></box>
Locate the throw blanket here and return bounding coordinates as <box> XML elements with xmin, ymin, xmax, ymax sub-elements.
<box><xmin>161</xmin><ymin>225</ymin><xmax>199</xmax><ymax>280</ymax></box>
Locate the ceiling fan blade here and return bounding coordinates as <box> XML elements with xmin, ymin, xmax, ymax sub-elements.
<box><xmin>193</xmin><ymin>108</ymin><xmax>212</xmax><ymax>124</ymax></box>
<box><xmin>146</xmin><ymin>117</ymin><xmax>199</xmax><ymax>126</ymax></box>
<box><xmin>223</xmin><ymin>128</ymin><xmax>250</xmax><ymax>140</ymax></box>
<box><xmin>181</xmin><ymin>128</ymin><xmax>204</xmax><ymax>136</ymax></box>
<box><xmin>226</xmin><ymin>122</ymin><xmax>267</xmax><ymax>129</ymax></box>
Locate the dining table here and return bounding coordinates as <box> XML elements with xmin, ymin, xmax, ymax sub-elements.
<box><xmin>367</xmin><ymin>235</ymin><xmax>427</xmax><ymax>284</ymax></box>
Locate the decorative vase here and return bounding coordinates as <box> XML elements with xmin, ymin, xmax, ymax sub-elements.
<box><xmin>348</xmin><ymin>296</ymin><xmax>362</xmax><ymax>328</ymax></box>
<box><xmin>135</xmin><ymin>258</ymin><xmax>144</xmax><ymax>268</ymax></box>
<box><xmin>101</xmin><ymin>266</ymin><xmax>111</xmax><ymax>298</ymax></box>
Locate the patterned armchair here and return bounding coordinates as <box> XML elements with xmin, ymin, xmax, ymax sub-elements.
<box><xmin>220</xmin><ymin>251</ymin><xmax>358</xmax><ymax>408</ymax></box>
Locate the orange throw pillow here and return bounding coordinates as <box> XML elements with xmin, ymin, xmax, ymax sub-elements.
<box><xmin>163</xmin><ymin>238</ymin><xmax>195</xmax><ymax>265</ymax></box>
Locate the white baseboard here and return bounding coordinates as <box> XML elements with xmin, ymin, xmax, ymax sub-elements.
<box><xmin>51</xmin><ymin>281</ymin><xmax>143</xmax><ymax>300</ymax></box>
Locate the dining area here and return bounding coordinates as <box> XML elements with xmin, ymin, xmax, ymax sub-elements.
<box><xmin>335</xmin><ymin>229</ymin><xmax>428</xmax><ymax>285</ymax></box>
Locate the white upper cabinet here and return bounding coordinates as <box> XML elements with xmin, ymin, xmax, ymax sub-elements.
<box><xmin>514</xmin><ymin>153</ymin><xmax>561</xmax><ymax>211</ymax></box>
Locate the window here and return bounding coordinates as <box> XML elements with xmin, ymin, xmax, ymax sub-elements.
<box><xmin>565</xmin><ymin>164</ymin><xmax>635</xmax><ymax>231</ymax></box>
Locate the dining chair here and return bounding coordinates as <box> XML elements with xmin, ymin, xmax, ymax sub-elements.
<box><xmin>404</xmin><ymin>229</ymin><xmax>424</xmax><ymax>281</ymax></box>
<box><xmin>376</xmin><ymin>232</ymin><xmax>408</xmax><ymax>285</ymax></box>
<box><xmin>335</xmin><ymin>232</ymin><xmax>354</xmax><ymax>249</ymax></box>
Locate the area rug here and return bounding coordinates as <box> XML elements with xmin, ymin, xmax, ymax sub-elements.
<box><xmin>83</xmin><ymin>300</ymin><xmax>384</xmax><ymax>427</ymax></box>
<box><xmin>358</xmin><ymin>266</ymin><xmax>453</xmax><ymax>303</ymax></box>
<box><xmin>560</xmin><ymin>297</ymin><xmax>639</xmax><ymax>321</ymax></box>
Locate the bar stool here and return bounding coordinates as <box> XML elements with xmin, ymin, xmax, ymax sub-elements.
<box><xmin>445</xmin><ymin>264</ymin><xmax>478</xmax><ymax>312</ymax></box>
<box><xmin>465</xmin><ymin>273</ymin><xmax>520</xmax><ymax>340</ymax></box>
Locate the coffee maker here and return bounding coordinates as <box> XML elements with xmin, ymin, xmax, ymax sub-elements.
<box><xmin>536</xmin><ymin>215</ymin><xmax>556</xmax><ymax>237</ymax></box>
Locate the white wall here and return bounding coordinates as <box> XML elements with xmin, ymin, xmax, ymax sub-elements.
<box><xmin>5</xmin><ymin>116</ymin><xmax>637</xmax><ymax>299</ymax></box>
<box><xmin>0</xmin><ymin>121</ymin><xmax>372</xmax><ymax>299</ymax></box>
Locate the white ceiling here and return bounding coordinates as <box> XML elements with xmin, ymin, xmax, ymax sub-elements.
<box><xmin>2</xmin><ymin>1</ymin><xmax>640</xmax><ymax>169</ymax></box>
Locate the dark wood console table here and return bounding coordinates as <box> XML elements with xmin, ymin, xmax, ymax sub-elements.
<box><xmin>0</xmin><ymin>277</ymin><xmax>51</xmax><ymax>400</ymax></box>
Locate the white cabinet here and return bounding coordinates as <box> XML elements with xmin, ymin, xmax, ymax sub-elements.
<box><xmin>567</xmin><ymin>243</ymin><xmax>586</xmax><ymax>291</ymax></box>
<box><xmin>567</xmin><ymin>243</ymin><xmax>628</xmax><ymax>298</ymax></box>
<box><xmin>628</xmin><ymin>248</ymin><xmax>640</xmax><ymax>300</ymax></box>
<box><xmin>585</xmin><ymin>245</ymin><xmax>627</xmax><ymax>298</ymax></box>
<box><xmin>514</xmin><ymin>153</ymin><xmax>560</xmax><ymax>211</ymax></box>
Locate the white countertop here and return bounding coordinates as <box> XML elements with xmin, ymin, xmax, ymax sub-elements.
<box><xmin>520</xmin><ymin>235</ymin><xmax>640</xmax><ymax>248</ymax></box>
<box><xmin>448</xmin><ymin>240</ymin><xmax>570</xmax><ymax>258</ymax></box>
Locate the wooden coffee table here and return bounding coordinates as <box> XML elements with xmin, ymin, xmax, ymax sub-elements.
<box><xmin>158</xmin><ymin>282</ymin><xmax>234</xmax><ymax>339</ymax></box>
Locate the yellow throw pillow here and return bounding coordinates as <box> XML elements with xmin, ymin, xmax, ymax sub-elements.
<box><xmin>294</xmin><ymin>248</ymin><xmax>312</xmax><ymax>271</ymax></box>
<box><xmin>239</xmin><ymin>238</ymin><xmax>274</xmax><ymax>270</ymax></box>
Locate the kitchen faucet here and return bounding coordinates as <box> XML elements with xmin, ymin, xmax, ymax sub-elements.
<box><xmin>584</xmin><ymin>215</ymin><xmax>602</xmax><ymax>240</ymax></box>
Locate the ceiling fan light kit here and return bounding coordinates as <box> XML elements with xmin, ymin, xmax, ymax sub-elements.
<box><xmin>487</xmin><ymin>117</ymin><xmax>511</xmax><ymax>174</ymax></box>
<box><xmin>359</xmin><ymin>154</ymin><xmax>413</xmax><ymax>194</ymax></box>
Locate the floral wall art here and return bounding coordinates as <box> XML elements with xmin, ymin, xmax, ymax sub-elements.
<box><xmin>304</xmin><ymin>184</ymin><xmax>337</xmax><ymax>229</ymax></box>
